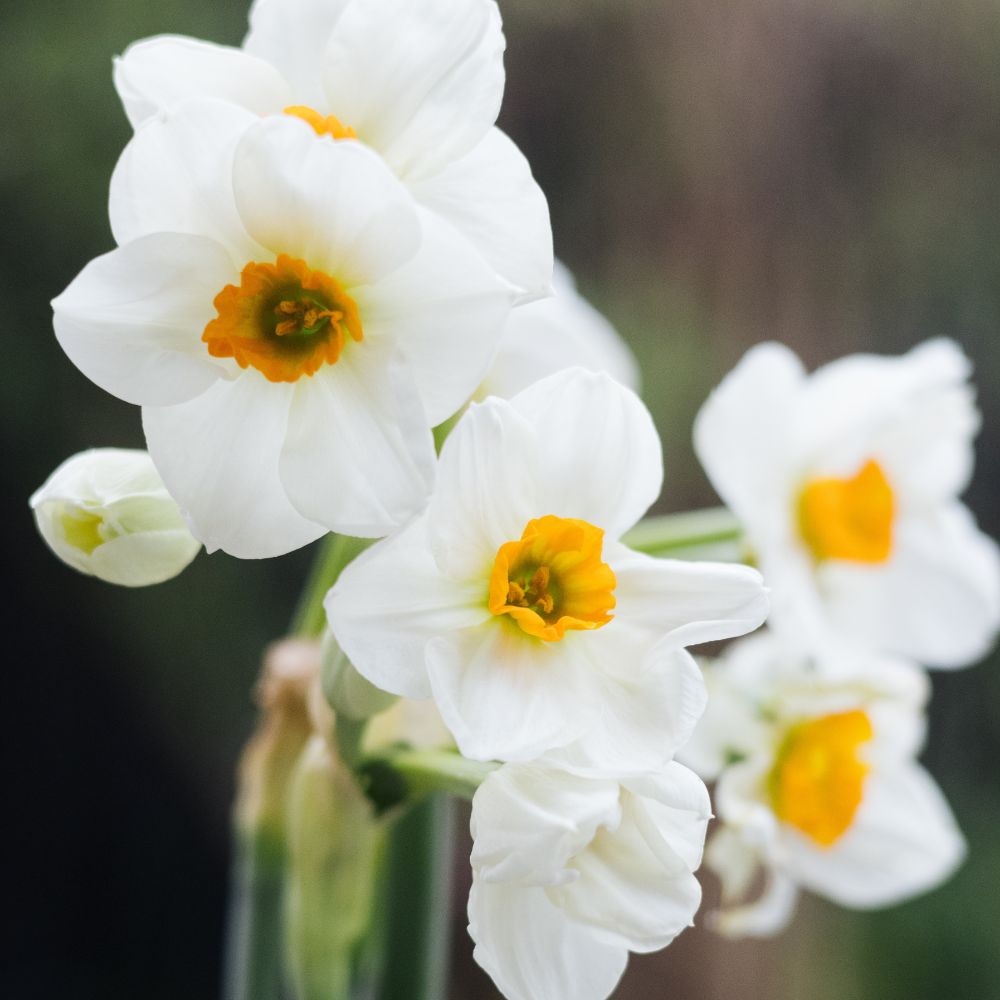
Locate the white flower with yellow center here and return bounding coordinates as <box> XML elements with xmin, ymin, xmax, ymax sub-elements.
<box><xmin>468</xmin><ymin>760</ymin><xmax>710</xmax><ymax>1000</ymax></box>
<box><xmin>327</xmin><ymin>368</ymin><xmax>768</xmax><ymax>765</ymax></box>
<box><xmin>476</xmin><ymin>260</ymin><xmax>639</xmax><ymax>401</ymax></box>
<box><xmin>53</xmin><ymin>115</ymin><xmax>514</xmax><ymax>558</ymax></box>
<box><xmin>112</xmin><ymin>0</ymin><xmax>551</xmax><ymax>301</ymax></box>
<box><xmin>694</xmin><ymin>339</ymin><xmax>1000</xmax><ymax>667</ymax></box>
<box><xmin>682</xmin><ymin>633</ymin><xmax>966</xmax><ymax>938</ymax></box>
<box><xmin>30</xmin><ymin>449</ymin><xmax>200</xmax><ymax>586</ymax></box>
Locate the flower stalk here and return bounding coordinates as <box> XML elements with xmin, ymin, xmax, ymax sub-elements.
<box><xmin>622</xmin><ymin>506</ymin><xmax>743</xmax><ymax>559</ymax></box>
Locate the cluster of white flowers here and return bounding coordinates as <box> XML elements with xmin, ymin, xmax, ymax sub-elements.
<box><xmin>684</xmin><ymin>340</ymin><xmax>1000</xmax><ymax>936</ymax></box>
<box><xmin>32</xmin><ymin>0</ymin><xmax>1000</xmax><ymax>996</ymax></box>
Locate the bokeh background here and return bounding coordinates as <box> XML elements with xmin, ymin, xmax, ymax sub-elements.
<box><xmin>3</xmin><ymin>0</ymin><xmax>999</xmax><ymax>996</ymax></box>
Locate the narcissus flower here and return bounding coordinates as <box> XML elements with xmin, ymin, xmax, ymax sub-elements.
<box><xmin>694</xmin><ymin>339</ymin><xmax>1000</xmax><ymax>667</ymax></box>
<box><xmin>327</xmin><ymin>368</ymin><xmax>768</xmax><ymax>765</ymax></box>
<box><xmin>682</xmin><ymin>633</ymin><xmax>965</xmax><ymax>937</ymax></box>
<box><xmin>468</xmin><ymin>760</ymin><xmax>710</xmax><ymax>1000</ymax></box>
<box><xmin>477</xmin><ymin>260</ymin><xmax>639</xmax><ymax>401</ymax></box>
<box><xmin>113</xmin><ymin>0</ymin><xmax>551</xmax><ymax>300</ymax></box>
<box><xmin>30</xmin><ymin>449</ymin><xmax>200</xmax><ymax>586</ymax></box>
<box><xmin>53</xmin><ymin>114</ymin><xmax>514</xmax><ymax>557</ymax></box>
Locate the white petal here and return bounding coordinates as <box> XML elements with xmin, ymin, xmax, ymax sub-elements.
<box><xmin>52</xmin><ymin>233</ymin><xmax>235</xmax><ymax>407</ymax></box>
<box><xmin>88</xmin><ymin>530</ymin><xmax>201</xmax><ymax>587</ymax></box>
<box><xmin>427</xmin><ymin>397</ymin><xmax>542</xmax><ymax>579</ymax></box>
<box><xmin>142</xmin><ymin>374</ymin><xmax>326</xmax><ymax>558</ymax></box>
<box><xmin>783</xmin><ymin>764</ymin><xmax>966</xmax><ymax>909</ymax></box>
<box><xmin>693</xmin><ymin>341</ymin><xmax>805</xmax><ymax>531</ymax></box>
<box><xmin>113</xmin><ymin>36</ymin><xmax>290</xmax><ymax>128</ymax></box>
<box><xmin>608</xmin><ymin>546</ymin><xmax>769</xmax><ymax>655</ymax></box>
<box><xmin>508</xmin><ymin>369</ymin><xmax>663</xmax><ymax>539</ymax></box>
<box><xmin>425</xmin><ymin>621</ymin><xmax>596</xmax><ymax>762</ymax></box>
<box><xmin>357</xmin><ymin>205</ymin><xmax>515</xmax><ymax>425</ymax></box>
<box><xmin>624</xmin><ymin>761</ymin><xmax>714</xmax><ymax>873</ymax></box>
<box><xmin>481</xmin><ymin>259</ymin><xmax>639</xmax><ymax>400</ymax></box>
<box><xmin>322</xmin><ymin>0</ymin><xmax>505</xmax><ymax>180</ymax></box>
<box><xmin>244</xmin><ymin>0</ymin><xmax>351</xmax><ymax>106</ymax></box>
<box><xmin>110</xmin><ymin>99</ymin><xmax>262</xmax><ymax>257</ymax></box>
<box><xmin>469</xmin><ymin>880</ymin><xmax>626</xmax><ymax>1000</ymax></box>
<box><xmin>821</xmin><ymin>503</ymin><xmax>1000</xmax><ymax>668</ymax></box>
<box><xmin>232</xmin><ymin>116</ymin><xmax>421</xmax><ymax>286</ymax></box>
<box><xmin>326</xmin><ymin>516</ymin><xmax>489</xmax><ymax>701</ymax></box>
<box><xmin>410</xmin><ymin>128</ymin><xmax>552</xmax><ymax>302</ymax></box>
<box><xmin>279</xmin><ymin>342</ymin><xmax>435</xmax><ymax>536</ymax></box>
<box><xmin>470</xmin><ymin>764</ymin><xmax>621</xmax><ymax>886</ymax></box>
<box><xmin>706</xmin><ymin>827</ymin><xmax>799</xmax><ymax>940</ymax></box>
<box><xmin>794</xmin><ymin>339</ymin><xmax>976</xmax><ymax>502</ymax></box>
<box><xmin>549</xmin><ymin>791</ymin><xmax>703</xmax><ymax>953</ymax></box>
<box><xmin>553</xmin><ymin>648</ymin><xmax>707</xmax><ymax>775</ymax></box>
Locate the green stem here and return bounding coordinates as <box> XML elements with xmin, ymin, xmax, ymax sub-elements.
<box><xmin>621</xmin><ymin>506</ymin><xmax>743</xmax><ymax>558</ymax></box>
<box><xmin>385</xmin><ymin>749</ymin><xmax>498</xmax><ymax>802</ymax></box>
<box><xmin>223</xmin><ymin>533</ymin><xmax>372</xmax><ymax>1000</ymax></box>
<box><xmin>376</xmin><ymin>796</ymin><xmax>456</xmax><ymax>1000</ymax></box>
<box><xmin>291</xmin><ymin>533</ymin><xmax>372</xmax><ymax>639</ymax></box>
<box><xmin>222</xmin><ymin>828</ymin><xmax>288</xmax><ymax>1000</ymax></box>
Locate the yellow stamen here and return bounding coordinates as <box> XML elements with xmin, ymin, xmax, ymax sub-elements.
<box><xmin>203</xmin><ymin>254</ymin><xmax>362</xmax><ymax>383</ymax></box>
<box><xmin>489</xmin><ymin>515</ymin><xmax>616</xmax><ymax>642</ymax></box>
<box><xmin>61</xmin><ymin>507</ymin><xmax>105</xmax><ymax>555</ymax></box>
<box><xmin>284</xmin><ymin>105</ymin><xmax>358</xmax><ymax>140</ymax></box>
<box><xmin>797</xmin><ymin>459</ymin><xmax>894</xmax><ymax>563</ymax></box>
<box><xmin>769</xmin><ymin>709</ymin><xmax>873</xmax><ymax>847</ymax></box>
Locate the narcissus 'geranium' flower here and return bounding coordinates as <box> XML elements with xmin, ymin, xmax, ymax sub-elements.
<box><xmin>476</xmin><ymin>260</ymin><xmax>639</xmax><ymax>401</ymax></box>
<box><xmin>113</xmin><ymin>0</ymin><xmax>551</xmax><ymax>300</ymax></box>
<box><xmin>694</xmin><ymin>339</ymin><xmax>1000</xmax><ymax>667</ymax></box>
<box><xmin>327</xmin><ymin>368</ymin><xmax>768</xmax><ymax>765</ymax></box>
<box><xmin>30</xmin><ymin>449</ymin><xmax>200</xmax><ymax>586</ymax></box>
<box><xmin>53</xmin><ymin>114</ymin><xmax>514</xmax><ymax>558</ymax></box>
<box><xmin>682</xmin><ymin>633</ymin><xmax>965</xmax><ymax>937</ymax></box>
<box><xmin>468</xmin><ymin>760</ymin><xmax>710</xmax><ymax>1000</ymax></box>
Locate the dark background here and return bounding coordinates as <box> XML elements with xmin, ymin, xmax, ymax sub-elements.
<box><xmin>3</xmin><ymin>0</ymin><xmax>999</xmax><ymax>996</ymax></box>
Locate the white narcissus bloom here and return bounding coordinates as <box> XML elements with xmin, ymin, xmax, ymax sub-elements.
<box><xmin>53</xmin><ymin>114</ymin><xmax>514</xmax><ymax>558</ymax></box>
<box><xmin>694</xmin><ymin>339</ymin><xmax>1000</xmax><ymax>667</ymax></box>
<box><xmin>477</xmin><ymin>260</ymin><xmax>639</xmax><ymax>401</ymax></box>
<box><xmin>113</xmin><ymin>0</ymin><xmax>551</xmax><ymax>301</ymax></box>
<box><xmin>468</xmin><ymin>760</ymin><xmax>710</xmax><ymax>1000</ymax></box>
<box><xmin>682</xmin><ymin>633</ymin><xmax>966</xmax><ymax>938</ymax></box>
<box><xmin>327</xmin><ymin>368</ymin><xmax>768</xmax><ymax>766</ymax></box>
<box><xmin>30</xmin><ymin>449</ymin><xmax>200</xmax><ymax>586</ymax></box>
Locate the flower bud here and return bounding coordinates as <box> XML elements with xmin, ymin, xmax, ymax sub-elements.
<box><xmin>30</xmin><ymin>448</ymin><xmax>199</xmax><ymax>586</ymax></box>
<box><xmin>320</xmin><ymin>630</ymin><xmax>397</xmax><ymax>721</ymax></box>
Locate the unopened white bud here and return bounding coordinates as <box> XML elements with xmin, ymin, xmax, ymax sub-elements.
<box><xmin>30</xmin><ymin>448</ymin><xmax>200</xmax><ymax>586</ymax></box>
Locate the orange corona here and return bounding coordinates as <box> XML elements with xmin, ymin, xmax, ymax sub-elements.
<box><xmin>798</xmin><ymin>459</ymin><xmax>894</xmax><ymax>563</ymax></box>
<box><xmin>769</xmin><ymin>709</ymin><xmax>873</xmax><ymax>847</ymax></box>
<box><xmin>284</xmin><ymin>105</ymin><xmax>358</xmax><ymax>140</ymax></box>
<box><xmin>203</xmin><ymin>254</ymin><xmax>362</xmax><ymax>383</ymax></box>
<box><xmin>489</xmin><ymin>515</ymin><xmax>616</xmax><ymax>642</ymax></box>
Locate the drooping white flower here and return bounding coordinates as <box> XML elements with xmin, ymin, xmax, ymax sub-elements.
<box><xmin>53</xmin><ymin>114</ymin><xmax>514</xmax><ymax>558</ymax></box>
<box><xmin>327</xmin><ymin>368</ymin><xmax>768</xmax><ymax>766</ymax></box>
<box><xmin>477</xmin><ymin>260</ymin><xmax>639</xmax><ymax>401</ymax></box>
<box><xmin>694</xmin><ymin>339</ymin><xmax>1000</xmax><ymax>667</ymax></box>
<box><xmin>682</xmin><ymin>633</ymin><xmax>966</xmax><ymax>937</ymax></box>
<box><xmin>468</xmin><ymin>760</ymin><xmax>710</xmax><ymax>1000</ymax></box>
<box><xmin>112</xmin><ymin>0</ymin><xmax>551</xmax><ymax>301</ymax></box>
<box><xmin>30</xmin><ymin>449</ymin><xmax>200</xmax><ymax>586</ymax></box>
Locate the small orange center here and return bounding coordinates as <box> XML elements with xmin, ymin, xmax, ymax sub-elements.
<box><xmin>284</xmin><ymin>105</ymin><xmax>358</xmax><ymax>140</ymax></box>
<box><xmin>769</xmin><ymin>709</ymin><xmax>873</xmax><ymax>848</ymax></box>
<box><xmin>488</xmin><ymin>515</ymin><xmax>616</xmax><ymax>642</ymax></box>
<box><xmin>797</xmin><ymin>459</ymin><xmax>894</xmax><ymax>563</ymax></box>
<box><xmin>203</xmin><ymin>254</ymin><xmax>362</xmax><ymax>383</ymax></box>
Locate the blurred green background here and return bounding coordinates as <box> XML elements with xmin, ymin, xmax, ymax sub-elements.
<box><xmin>2</xmin><ymin>0</ymin><xmax>999</xmax><ymax>997</ymax></box>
